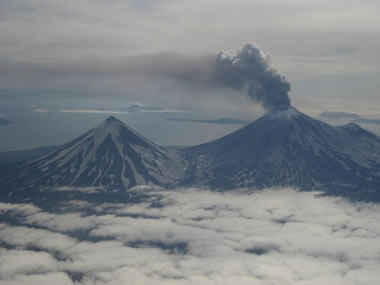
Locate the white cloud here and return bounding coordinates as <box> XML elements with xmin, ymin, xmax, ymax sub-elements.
<box><xmin>52</xmin><ymin>186</ymin><xmax>103</xmax><ymax>193</ymax></box>
<box><xmin>25</xmin><ymin>211</ymin><xmax>99</xmax><ymax>232</ymax></box>
<box><xmin>33</xmin><ymin>108</ymin><xmax>50</xmax><ymax>113</ymax></box>
<box><xmin>0</xmin><ymin>249</ymin><xmax>58</xmax><ymax>279</ymax></box>
<box><xmin>0</xmin><ymin>188</ymin><xmax>380</xmax><ymax>284</ymax></box>
<box><xmin>0</xmin><ymin>202</ymin><xmax>41</xmax><ymax>216</ymax></box>
<box><xmin>58</xmin><ymin>109</ymin><xmax>128</xmax><ymax>114</ymax></box>
<box><xmin>3</xmin><ymin>272</ymin><xmax>74</xmax><ymax>285</ymax></box>
<box><xmin>138</xmin><ymin>109</ymin><xmax>190</xmax><ymax>113</ymax></box>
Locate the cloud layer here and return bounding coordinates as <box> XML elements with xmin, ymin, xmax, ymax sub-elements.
<box><xmin>1</xmin><ymin>0</ymin><xmax>380</xmax><ymax>121</ymax></box>
<box><xmin>1</xmin><ymin>188</ymin><xmax>380</xmax><ymax>284</ymax></box>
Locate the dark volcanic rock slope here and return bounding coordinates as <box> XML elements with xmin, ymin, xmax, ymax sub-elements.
<box><xmin>181</xmin><ymin>106</ymin><xmax>380</xmax><ymax>195</ymax></box>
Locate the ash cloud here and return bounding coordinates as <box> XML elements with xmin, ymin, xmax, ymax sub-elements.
<box><xmin>0</xmin><ymin>44</ymin><xmax>291</xmax><ymax>113</ymax></box>
<box><xmin>213</xmin><ymin>44</ymin><xmax>291</xmax><ymax>112</ymax></box>
<box><xmin>140</xmin><ymin>44</ymin><xmax>292</xmax><ymax>112</ymax></box>
<box><xmin>148</xmin><ymin>44</ymin><xmax>292</xmax><ymax>112</ymax></box>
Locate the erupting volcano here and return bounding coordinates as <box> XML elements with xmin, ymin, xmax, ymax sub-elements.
<box><xmin>1</xmin><ymin>107</ymin><xmax>380</xmax><ymax>201</ymax></box>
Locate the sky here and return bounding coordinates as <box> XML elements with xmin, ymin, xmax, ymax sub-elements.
<box><xmin>1</xmin><ymin>187</ymin><xmax>380</xmax><ymax>284</ymax></box>
<box><xmin>0</xmin><ymin>0</ymin><xmax>380</xmax><ymax>150</ymax></box>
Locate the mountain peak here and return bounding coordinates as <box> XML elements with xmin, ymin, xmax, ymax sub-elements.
<box><xmin>93</xmin><ymin>116</ymin><xmax>163</xmax><ymax>154</ymax></box>
<box><xmin>264</xmin><ymin>105</ymin><xmax>301</xmax><ymax>120</ymax></box>
<box><xmin>104</xmin><ymin>115</ymin><xmax>123</xmax><ymax>124</ymax></box>
<box><xmin>93</xmin><ymin>116</ymin><xmax>152</xmax><ymax>149</ymax></box>
<box><xmin>106</xmin><ymin>115</ymin><xmax>117</xmax><ymax>120</ymax></box>
<box><xmin>338</xmin><ymin>122</ymin><xmax>371</xmax><ymax>136</ymax></box>
<box><xmin>96</xmin><ymin>116</ymin><xmax>126</xmax><ymax>133</ymax></box>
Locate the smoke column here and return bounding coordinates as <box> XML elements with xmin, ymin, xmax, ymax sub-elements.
<box><xmin>120</xmin><ymin>43</ymin><xmax>291</xmax><ymax>112</ymax></box>
<box><xmin>213</xmin><ymin>44</ymin><xmax>291</xmax><ymax>112</ymax></box>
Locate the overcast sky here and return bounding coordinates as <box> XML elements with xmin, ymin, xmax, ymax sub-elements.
<box><xmin>0</xmin><ymin>0</ymin><xmax>379</xmax><ymax>150</ymax></box>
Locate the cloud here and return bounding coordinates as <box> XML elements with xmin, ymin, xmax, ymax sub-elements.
<box><xmin>0</xmin><ymin>0</ymin><xmax>379</xmax><ymax>117</ymax></box>
<box><xmin>320</xmin><ymin>111</ymin><xmax>361</xmax><ymax>120</ymax></box>
<box><xmin>115</xmin><ymin>43</ymin><xmax>292</xmax><ymax>112</ymax></box>
<box><xmin>32</xmin><ymin>105</ymin><xmax>50</xmax><ymax>113</ymax></box>
<box><xmin>114</xmin><ymin>44</ymin><xmax>292</xmax><ymax>112</ymax></box>
<box><xmin>33</xmin><ymin>108</ymin><xmax>50</xmax><ymax>113</ymax></box>
<box><xmin>52</xmin><ymin>186</ymin><xmax>103</xmax><ymax>193</ymax></box>
<box><xmin>0</xmin><ymin>44</ymin><xmax>291</xmax><ymax>113</ymax></box>
<box><xmin>121</xmin><ymin>103</ymin><xmax>188</xmax><ymax>113</ymax></box>
<box><xmin>3</xmin><ymin>272</ymin><xmax>74</xmax><ymax>285</ymax></box>
<box><xmin>58</xmin><ymin>109</ymin><xmax>128</xmax><ymax>114</ymax></box>
<box><xmin>167</xmin><ymin>117</ymin><xmax>251</xmax><ymax>125</ymax></box>
<box><xmin>0</xmin><ymin>0</ymin><xmax>378</xmax><ymax>70</ymax></box>
<box><xmin>0</xmin><ymin>249</ymin><xmax>58</xmax><ymax>279</ymax></box>
<box><xmin>1</xmin><ymin>188</ymin><xmax>380</xmax><ymax>284</ymax></box>
<box><xmin>319</xmin><ymin>111</ymin><xmax>380</xmax><ymax>126</ymax></box>
<box><xmin>138</xmin><ymin>109</ymin><xmax>190</xmax><ymax>113</ymax></box>
<box><xmin>355</xmin><ymin>118</ymin><xmax>380</xmax><ymax>126</ymax></box>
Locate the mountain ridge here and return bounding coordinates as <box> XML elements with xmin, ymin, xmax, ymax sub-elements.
<box><xmin>1</xmin><ymin>108</ymin><xmax>380</xmax><ymax>201</ymax></box>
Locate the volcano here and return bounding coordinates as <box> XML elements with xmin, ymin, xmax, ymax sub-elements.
<box><xmin>1</xmin><ymin>107</ymin><xmax>380</xmax><ymax>200</ymax></box>
<box><xmin>1</xmin><ymin>116</ymin><xmax>186</xmax><ymax>194</ymax></box>
<box><xmin>181</xmin><ymin>105</ymin><xmax>380</xmax><ymax>197</ymax></box>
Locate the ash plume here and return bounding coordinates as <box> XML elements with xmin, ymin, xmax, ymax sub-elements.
<box><xmin>147</xmin><ymin>44</ymin><xmax>292</xmax><ymax>112</ymax></box>
<box><xmin>0</xmin><ymin>44</ymin><xmax>291</xmax><ymax>112</ymax></box>
<box><xmin>213</xmin><ymin>44</ymin><xmax>291</xmax><ymax>112</ymax></box>
<box><xmin>87</xmin><ymin>43</ymin><xmax>292</xmax><ymax>112</ymax></box>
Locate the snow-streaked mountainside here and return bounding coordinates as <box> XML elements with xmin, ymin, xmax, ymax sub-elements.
<box><xmin>181</xmin><ymin>105</ymin><xmax>380</xmax><ymax>195</ymax></box>
<box><xmin>1</xmin><ymin>107</ymin><xmax>380</xmax><ymax>200</ymax></box>
<box><xmin>1</xmin><ymin>116</ymin><xmax>186</xmax><ymax>193</ymax></box>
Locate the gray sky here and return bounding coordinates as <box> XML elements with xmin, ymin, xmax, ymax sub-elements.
<box><xmin>0</xmin><ymin>0</ymin><xmax>379</xmax><ymax>150</ymax></box>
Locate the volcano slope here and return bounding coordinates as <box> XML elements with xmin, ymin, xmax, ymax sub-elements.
<box><xmin>181</xmin><ymin>105</ymin><xmax>380</xmax><ymax>199</ymax></box>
